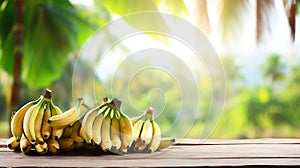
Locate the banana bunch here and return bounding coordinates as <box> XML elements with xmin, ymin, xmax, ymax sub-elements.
<box><xmin>80</xmin><ymin>97</ymin><xmax>133</xmax><ymax>154</ymax></box>
<box><xmin>7</xmin><ymin>88</ymin><xmax>85</xmax><ymax>155</ymax></box>
<box><xmin>131</xmin><ymin>107</ymin><xmax>161</xmax><ymax>153</ymax></box>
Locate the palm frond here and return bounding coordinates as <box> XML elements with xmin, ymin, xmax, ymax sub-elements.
<box><xmin>219</xmin><ymin>0</ymin><xmax>249</xmax><ymax>42</ymax></box>
<box><xmin>195</xmin><ymin>0</ymin><xmax>210</xmax><ymax>35</ymax></box>
<box><xmin>256</xmin><ymin>0</ymin><xmax>274</xmax><ymax>43</ymax></box>
<box><xmin>283</xmin><ymin>0</ymin><xmax>296</xmax><ymax>41</ymax></box>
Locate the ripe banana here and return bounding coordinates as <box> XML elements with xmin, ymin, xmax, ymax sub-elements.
<box><xmin>62</xmin><ymin>125</ymin><xmax>73</xmax><ymax>138</ymax></box>
<box><xmin>72</xmin><ymin>136</ymin><xmax>85</xmax><ymax>149</ymax></box>
<box><xmin>10</xmin><ymin>97</ymin><xmax>41</xmax><ymax>142</ymax></box>
<box><xmin>119</xmin><ymin>113</ymin><xmax>133</xmax><ymax>153</ymax></box>
<box><xmin>100</xmin><ymin>114</ymin><xmax>112</xmax><ymax>152</ymax></box>
<box><xmin>35</xmin><ymin>142</ymin><xmax>48</xmax><ymax>154</ymax></box>
<box><xmin>47</xmin><ymin>139</ymin><xmax>60</xmax><ymax>154</ymax></box>
<box><xmin>80</xmin><ymin>106</ymin><xmax>99</xmax><ymax>143</ymax></box>
<box><xmin>41</xmin><ymin>103</ymin><xmax>52</xmax><ymax>140</ymax></box>
<box><xmin>92</xmin><ymin>108</ymin><xmax>106</xmax><ymax>145</ymax></box>
<box><xmin>157</xmin><ymin>137</ymin><xmax>175</xmax><ymax>150</ymax></box>
<box><xmin>50</xmin><ymin>104</ymin><xmax>64</xmax><ymax>140</ymax></box>
<box><xmin>48</xmin><ymin>98</ymin><xmax>85</xmax><ymax>128</ymax></box>
<box><xmin>20</xmin><ymin>135</ymin><xmax>32</xmax><ymax>154</ymax></box>
<box><xmin>148</xmin><ymin>121</ymin><xmax>161</xmax><ymax>152</ymax></box>
<box><xmin>57</xmin><ymin>138</ymin><xmax>75</xmax><ymax>152</ymax></box>
<box><xmin>34</xmin><ymin>102</ymin><xmax>47</xmax><ymax>144</ymax></box>
<box><xmin>23</xmin><ymin>100</ymin><xmax>44</xmax><ymax>144</ymax></box>
<box><xmin>132</xmin><ymin>107</ymin><xmax>161</xmax><ymax>153</ymax></box>
<box><xmin>7</xmin><ymin>136</ymin><xmax>20</xmax><ymax>151</ymax></box>
<box><xmin>110</xmin><ymin>113</ymin><xmax>121</xmax><ymax>151</ymax></box>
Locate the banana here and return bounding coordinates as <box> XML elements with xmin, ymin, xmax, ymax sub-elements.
<box><xmin>92</xmin><ymin>108</ymin><xmax>106</xmax><ymax>145</ymax></box>
<box><xmin>140</xmin><ymin>120</ymin><xmax>153</xmax><ymax>145</ymax></box>
<box><xmin>23</xmin><ymin>100</ymin><xmax>44</xmax><ymax>144</ymax></box>
<box><xmin>100</xmin><ymin>114</ymin><xmax>112</xmax><ymax>152</ymax></box>
<box><xmin>132</xmin><ymin>119</ymin><xmax>144</xmax><ymax>141</ymax></box>
<box><xmin>57</xmin><ymin>138</ymin><xmax>75</xmax><ymax>152</ymax></box>
<box><xmin>20</xmin><ymin>135</ymin><xmax>31</xmax><ymax>154</ymax></box>
<box><xmin>35</xmin><ymin>142</ymin><xmax>48</xmax><ymax>154</ymax></box>
<box><xmin>119</xmin><ymin>114</ymin><xmax>133</xmax><ymax>153</ymax></box>
<box><xmin>34</xmin><ymin>102</ymin><xmax>47</xmax><ymax>144</ymax></box>
<box><xmin>72</xmin><ymin>136</ymin><xmax>85</xmax><ymax>149</ymax></box>
<box><xmin>148</xmin><ymin>121</ymin><xmax>161</xmax><ymax>152</ymax></box>
<box><xmin>69</xmin><ymin>121</ymin><xmax>85</xmax><ymax>148</ymax></box>
<box><xmin>50</xmin><ymin>104</ymin><xmax>64</xmax><ymax>140</ymax></box>
<box><xmin>110</xmin><ymin>112</ymin><xmax>121</xmax><ymax>151</ymax></box>
<box><xmin>62</xmin><ymin>125</ymin><xmax>73</xmax><ymax>138</ymax></box>
<box><xmin>47</xmin><ymin>139</ymin><xmax>60</xmax><ymax>154</ymax></box>
<box><xmin>80</xmin><ymin>106</ymin><xmax>99</xmax><ymax>143</ymax></box>
<box><xmin>132</xmin><ymin>107</ymin><xmax>162</xmax><ymax>153</ymax></box>
<box><xmin>41</xmin><ymin>103</ymin><xmax>52</xmax><ymax>140</ymax></box>
<box><xmin>10</xmin><ymin>97</ymin><xmax>41</xmax><ymax>141</ymax></box>
<box><xmin>70</xmin><ymin>120</ymin><xmax>81</xmax><ymax>139</ymax></box>
<box><xmin>157</xmin><ymin>137</ymin><xmax>175</xmax><ymax>150</ymax></box>
<box><xmin>48</xmin><ymin>98</ymin><xmax>85</xmax><ymax>128</ymax></box>
<box><xmin>7</xmin><ymin>136</ymin><xmax>20</xmax><ymax>151</ymax></box>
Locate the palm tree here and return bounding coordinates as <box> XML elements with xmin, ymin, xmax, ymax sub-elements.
<box><xmin>0</xmin><ymin>0</ymin><xmax>100</xmax><ymax>135</ymax></box>
<box><xmin>262</xmin><ymin>54</ymin><xmax>285</xmax><ymax>88</ymax></box>
<box><xmin>194</xmin><ymin>0</ymin><xmax>299</xmax><ymax>42</ymax></box>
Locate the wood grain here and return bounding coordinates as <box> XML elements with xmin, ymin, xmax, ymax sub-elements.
<box><xmin>1</xmin><ymin>138</ymin><xmax>300</xmax><ymax>167</ymax></box>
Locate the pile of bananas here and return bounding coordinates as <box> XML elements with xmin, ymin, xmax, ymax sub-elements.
<box><xmin>7</xmin><ymin>89</ymin><xmax>174</xmax><ymax>155</ymax></box>
<box><xmin>131</xmin><ymin>107</ymin><xmax>161</xmax><ymax>153</ymax></box>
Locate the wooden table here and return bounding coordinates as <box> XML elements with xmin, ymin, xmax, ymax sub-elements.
<box><xmin>1</xmin><ymin>138</ymin><xmax>300</xmax><ymax>167</ymax></box>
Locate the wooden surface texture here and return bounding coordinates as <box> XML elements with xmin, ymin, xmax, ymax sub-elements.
<box><xmin>0</xmin><ymin>138</ymin><xmax>300</xmax><ymax>167</ymax></box>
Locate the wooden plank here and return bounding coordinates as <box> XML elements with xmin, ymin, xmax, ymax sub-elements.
<box><xmin>1</xmin><ymin>138</ymin><xmax>300</xmax><ymax>167</ymax></box>
<box><xmin>176</xmin><ymin>138</ymin><xmax>300</xmax><ymax>145</ymax></box>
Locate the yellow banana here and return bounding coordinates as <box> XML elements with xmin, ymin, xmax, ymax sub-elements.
<box><xmin>57</xmin><ymin>138</ymin><xmax>75</xmax><ymax>152</ymax></box>
<box><xmin>34</xmin><ymin>102</ymin><xmax>47</xmax><ymax>144</ymax></box>
<box><xmin>47</xmin><ymin>139</ymin><xmax>60</xmax><ymax>154</ymax></box>
<box><xmin>41</xmin><ymin>103</ymin><xmax>52</xmax><ymax>140</ymax></box>
<box><xmin>132</xmin><ymin>119</ymin><xmax>143</xmax><ymax>141</ymax></box>
<box><xmin>70</xmin><ymin>120</ymin><xmax>81</xmax><ymax>138</ymax></box>
<box><xmin>50</xmin><ymin>105</ymin><xmax>64</xmax><ymax>140</ymax></box>
<box><xmin>80</xmin><ymin>106</ymin><xmax>99</xmax><ymax>143</ymax></box>
<box><xmin>10</xmin><ymin>97</ymin><xmax>41</xmax><ymax>141</ymax></box>
<box><xmin>35</xmin><ymin>142</ymin><xmax>48</xmax><ymax>154</ymax></box>
<box><xmin>71</xmin><ymin>136</ymin><xmax>85</xmax><ymax>148</ymax></box>
<box><xmin>79</xmin><ymin>126</ymin><xmax>89</xmax><ymax>143</ymax></box>
<box><xmin>23</xmin><ymin>100</ymin><xmax>44</xmax><ymax>144</ymax></box>
<box><xmin>20</xmin><ymin>135</ymin><xmax>32</xmax><ymax>154</ymax></box>
<box><xmin>92</xmin><ymin>111</ymin><xmax>105</xmax><ymax>145</ymax></box>
<box><xmin>119</xmin><ymin>114</ymin><xmax>133</xmax><ymax>153</ymax></box>
<box><xmin>140</xmin><ymin>120</ymin><xmax>153</xmax><ymax>145</ymax></box>
<box><xmin>62</xmin><ymin>125</ymin><xmax>73</xmax><ymax>138</ymax></box>
<box><xmin>100</xmin><ymin>114</ymin><xmax>112</xmax><ymax>152</ymax></box>
<box><xmin>110</xmin><ymin>114</ymin><xmax>121</xmax><ymax>151</ymax></box>
<box><xmin>7</xmin><ymin>136</ymin><xmax>20</xmax><ymax>151</ymax></box>
<box><xmin>48</xmin><ymin>98</ymin><xmax>85</xmax><ymax>128</ymax></box>
<box><xmin>148</xmin><ymin>121</ymin><xmax>161</xmax><ymax>152</ymax></box>
<box><xmin>157</xmin><ymin>137</ymin><xmax>175</xmax><ymax>150</ymax></box>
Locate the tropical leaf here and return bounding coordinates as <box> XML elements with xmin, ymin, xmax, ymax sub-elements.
<box><xmin>102</xmin><ymin>0</ymin><xmax>169</xmax><ymax>42</ymax></box>
<box><xmin>0</xmin><ymin>0</ymin><xmax>15</xmax><ymax>74</ymax></box>
<box><xmin>219</xmin><ymin>0</ymin><xmax>248</xmax><ymax>42</ymax></box>
<box><xmin>0</xmin><ymin>0</ymin><xmax>97</xmax><ymax>89</ymax></box>
<box><xmin>159</xmin><ymin>0</ymin><xmax>189</xmax><ymax>18</ymax></box>
<box><xmin>195</xmin><ymin>0</ymin><xmax>210</xmax><ymax>35</ymax></box>
<box><xmin>256</xmin><ymin>0</ymin><xmax>274</xmax><ymax>42</ymax></box>
<box><xmin>283</xmin><ymin>0</ymin><xmax>296</xmax><ymax>41</ymax></box>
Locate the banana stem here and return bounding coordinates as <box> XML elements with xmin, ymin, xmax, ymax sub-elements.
<box><xmin>81</xmin><ymin>102</ymin><xmax>91</xmax><ymax>109</ymax></box>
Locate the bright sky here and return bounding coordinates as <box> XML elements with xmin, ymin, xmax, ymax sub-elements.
<box><xmin>71</xmin><ymin>0</ymin><xmax>300</xmax><ymax>86</ymax></box>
